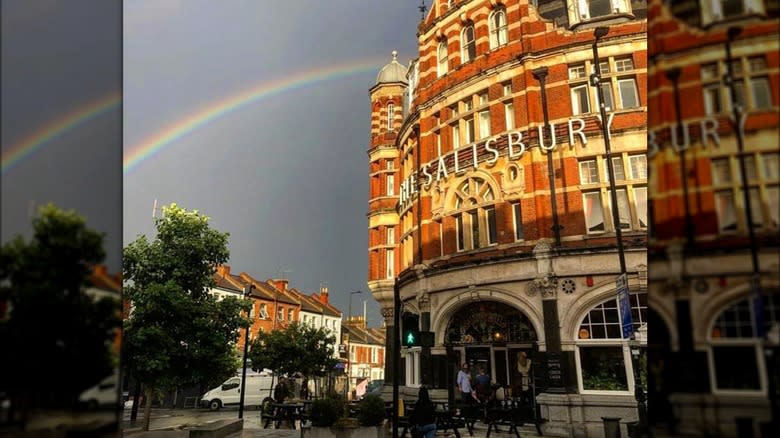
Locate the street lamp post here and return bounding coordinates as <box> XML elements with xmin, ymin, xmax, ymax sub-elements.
<box><xmin>665</xmin><ymin>67</ymin><xmax>696</xmax><ymax>248</ymax></box>
<box><xmin>239</xmin><ymin>284</ymin><xmax>255</xmax><ymax>420</ymax></box>
<box><xmin>592</xmin><ymin>26</ymin><xmax>647</xmax><ymax>436</ymax></box>
<box><xmin>347</xmin><ymin>290</ymin><xmax>362</xmax><ymax>399</ymax></box>
<box><xmin>532</xmin><ymin>66</ymin><xmax>562</xmax><ymax>247</ymax></box>
<box><xmin>724</xmin><ymin>26</ymin><xmax>777</xmax><ymax>429</ymax></box>
<box><xmin>392</xmin><ymin>279</ymin><xmax>401</xmax><ymax>438</ymax></box>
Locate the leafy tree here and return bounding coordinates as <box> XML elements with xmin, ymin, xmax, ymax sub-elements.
<box><xmin>0</xmin><ymin>204</ymin><xmax>120</xmax><ymax>419</ymax></box>
<box><xmin>122</xmin><ymin>204</ymin><xmax>249</xmax><ymax>430</ymax></box>
<box><xmin>248</xmin><ymin>321</ymin><xmax>338</xmax><ymax>384</ymax></box>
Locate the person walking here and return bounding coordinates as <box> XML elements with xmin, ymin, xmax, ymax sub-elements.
<box><xmin>456</xmin><ymin>363</ymin><xmax>474</xmax><ymax>404</ymax></box>
<box><xmin>411</xmin><ymin>386</ymin><xmax>437</xmax><ymax>438</ymax></box>
<box><xmin>475</xmin><ymin>366</ymin><xmax>492</xmax><ymax>404</ymax></box>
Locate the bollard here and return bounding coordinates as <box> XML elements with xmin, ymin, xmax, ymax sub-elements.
<box><xmin>602</xmin><ymin>417</ymin><xmax>622</xmax><ymax>438</ymax></box>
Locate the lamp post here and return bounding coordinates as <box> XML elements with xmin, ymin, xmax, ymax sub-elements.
<box><xmin>239</xmin><ymin>284</ymin><xmax>255</xmax><ymax>420</ymax></box>
<box><xmin>347</xmin><ymin>290</ymin><xmax>362</xmax><ymax>399</ymax></box>
<box><xmin>724</xmin><ymin>26</ymin><xmax>776</xmax><ymax>428</ymax></box>
<box><xmin>392</xmin><ymin>279</ymin><xmax>401</xmax><ymax>438</ymax></box>
<box><xmin>665</xmin><ymin>67</ymin><xmax>695</xmax><ymax>248</ymax></box>
<box><xmin>532</xmin><ymin>66</ymin><xmax>562</xmax><ymax>247</ymax></box>
<box><xmin>593</xmin><ymin>26</ymin><xmax>647</xmax><ymax>436</ymax></box>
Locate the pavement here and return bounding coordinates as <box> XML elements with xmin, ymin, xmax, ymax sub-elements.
<box><xmin>121</xmin><ymin>408</ymin><xmax>545</xmax><ymax>437</ymax></box>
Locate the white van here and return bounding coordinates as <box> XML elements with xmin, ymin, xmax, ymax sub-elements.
<box><xmin>200</xmin><ymin>374</ymin><xmax>274</xmax><ymax>411</ymax></box>
<box><xmin>79</xmin><ymin>372</ymin><xmax>119</xmax><ymax>410</ymax></box>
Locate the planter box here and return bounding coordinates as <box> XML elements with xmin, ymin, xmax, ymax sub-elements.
<box><xmin>301</xmin><ymin>422</ymin><xmax>389</xmax><ymax>438</ymax></box>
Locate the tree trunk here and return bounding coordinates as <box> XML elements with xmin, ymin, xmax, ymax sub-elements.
<box><xmin>142</xmin><ymin>386</ymin><xmax>154</xmax><ymax>431</ymax></box>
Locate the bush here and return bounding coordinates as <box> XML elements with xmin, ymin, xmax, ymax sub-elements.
<box><xmin>357</xmin><ymin>394</ymin><xmax>386</xmax><ymax>427</ymax></box>
<box><xmin>310</xmin><ymin>396</ymin><xmax>345</xmax><ymax>427</ymax></box>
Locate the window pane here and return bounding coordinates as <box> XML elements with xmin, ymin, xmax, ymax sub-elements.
<box><xmin>751</xmin><ymin>77</ymin><xmax>772</xmax><ymax>109</ymax></box>
<box><xmin>513</xmin><ymin>203</ymin><xmax>524</xmax><ymax>240</ymax></box>
<box><xmin>615</xmin><ymin>58</ymin><xmax>633</xmax><ymax>72</ymax></box>
<box><xmin>503</xmin><ymin>84</ymin><xmax>512</xmax><ymax>96</ymax></box>
<box><xmin>599</xmin><ymin>83</ymin><xmax>614</xmax><ymax>112</ymax></box>
<box><xmin>571</xmin><ymin>85</ymin><xmax>590</xmax><ymax>115</ymax></box>
<box><xmin>767</xmin><ymin>186</ymin><xmax>779</xmax><ymax>228</ymax></box>
<box><xmin>713</xmin><ymin>346</ymin><xmax>760</xmax><ymax>390</ymax></box>
<box><xmin>629</xmin><ymin>155</ymin><xmax>647</xmax><ymax>179</ymax></box>
<box><xmin>748</xmin><ymin>187</ymin><xmax>762</xmax><ymax>228</ymax></box>
<box><xmin>606</xmin><ymin>156</ymin><xmax>625</xmax><ymax>181</ymax></box>
<box><xmin>487</xmin><ymin>207</ymin><xmax>497</xmax><ymax>244</ymax></box>
<box><xmin>580</xmin><ymin>160</ymin><xmax>599</xmax><ymax>184</ymax></box>
<box><xmin>712</xmin><ymin>159</ymin><xmax>731</xmax><ymax>184</ymax></box>
<box><xmin>584</xmin><ymin>192</ymin><xmax>605</xmax><ymax>232</ymax></box>
<box><xmin>749</xmin><ymin>56</ymin><xmax>767</xmax><ymax>72</ymax></box>
<box><xmin>387</xmin><ymin>175</ymin><xmax>394</xmax><ymax>196</ymax></box>
<box><xmin>465</xmin><ymin>117</ymin><xmax>475</xmax><ymax>143</ymax></box>
<box><xmin>721</xmin><ymin>0</ymin><xmax>745</xmax><ymax>18</ymax></box>
<box><xmin>479</xmin><ymin>110</ymin><xmax>491</xmax><ymax>139</ymax></box>
<box><xmin>589</xmin><ymin>0</ymin><xmax>613</xmax><ymax>18</ymax></box>
<box><xmin>634</xmin><ymin>187</ymin><xmax>648</xmax><ymax>228</ymax></box>
<box><xmin>456</xmin><ymin>214</ymin><xmax>464</xmax><ymax>250</ymax></box>
<box><xmin>470</xmin><ymin>210</ymin><xmax>480</xmax><ymax>248</ymax></box>
<box><xmin>616</xmin><ymin>189</ymin><xmax>631</xmax><ymax>229</ymax></box>
<box><xmin>764</xmin><ymin>153</ymin><xmax>779</xmax><ymax>179</ymax></box>
<box><xmin>569</xmin><ymin>65</ymin><xmax>586</xmax><ymax>79</ymax></box>
<box><xmin>715</xmin><ymin>191</ymin><xmax>737</xmax><ymax>232</ymax></box>
<box><xmin>505</xmin><ymin>103</ymin><xmax>515</xmax><ymax>130</ymax></box>
<box><xmin>704</xmin><ymin>85</ymin><xmax>722</xmax><ymax>115</ymax></box>
<box><xmin>618</xmin><ymin>78</ymin><xmax>639</xmax><ymax>108</ymax></box>
<box><xmin>452</xmin><ymin>124</ymin><xmax>460</xmax><ymax>149</ymax></box>
<box><xmin>479</xmin><ymin>93</ymin><xmax>489</xmax><ymax>105</ymax></box>
<box><xmin>580</xmin><ymin>347</ymin><xmax>628</xmax><ymax>391</ymax></box>
<box><xmin>731</xmin><ymin>82</ymin><xmax>746</xmax><ymax>109</ymax></box>
<box><xmin>701</xmin><ymin>63</ymin><xmax>719</xmax><ymax>81</ymax></box>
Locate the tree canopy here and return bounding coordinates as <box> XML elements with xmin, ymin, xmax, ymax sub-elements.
<box><xmin>122</xmin><ymin>204</ymin><xmax>249</xmax><ymax>429</ymax></box>
<box><xmin>0</xmin><ymin>204</ymin><xmax>120</xmax><ymax>409</ymax></box>
<box><xmin>248</xmin><ymin>321</ymin><xmax>338</xmax><ymax>379</ymax></box>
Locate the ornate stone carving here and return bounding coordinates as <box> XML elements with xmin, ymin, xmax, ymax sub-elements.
<box><xmin>417</xmin><ymin>293</ymin><xmax>430</xmax><ymax>312</ymax></box>
<box><xmin>431</xmin><ymin>183</ymin><xmax>445</xmax><ymax>220</ymax></box>
<box><xmin>525</xmin><ymin>281</ymin><xmax>539</xmax><ymax>297</ymax></box>
<box><xmin>381</xmin><ymin>307</ymin><xmax>394</xmax><ymax>324</ymax></box>
<box><xmin>560</xmin><ymin>278</ymin><xmax>576</xmax><ymax>295</ymax></box>
<box><xmin>535</xmin><ymin>274</ymin><xmax>558</xmax><ymax>299</ymax></box>
<box><xmin>501</xmin><ymin>164</ymin><xmax>525</xmax><ymax>200</ymax></box>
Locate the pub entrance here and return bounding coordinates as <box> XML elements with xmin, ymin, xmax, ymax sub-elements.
<box><xmin>444</xmin><ymin>301</ymin><xmax>539</xmax><ymax>406</ymax></box>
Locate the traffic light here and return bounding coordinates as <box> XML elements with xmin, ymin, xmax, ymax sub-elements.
<box><xmin>402</xmin><ymin>313</ymin><xmax>419</xmax><ymax>347</ymax></box>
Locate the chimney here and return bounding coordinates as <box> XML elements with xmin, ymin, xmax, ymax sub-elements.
<box><xmin>216</xmin><ymin>265</ymin><xmax>230</xmax><ymax>277</ymax></box>
<box><xmin>319</xmin><ymin>286</ymin><xmax>329</xmax><ymax>304</ymax></box>
<box><xmin>274</xmin><ymin>279</ymin><xmax>288</xmax><ymax>292</ymax></box>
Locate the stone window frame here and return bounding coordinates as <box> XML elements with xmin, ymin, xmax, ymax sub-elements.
<box><xmin>488</xmin><ymin>6</ymin><xmax>509</xmax><ymax>50</ymax></box>
<box><xmin>699</xmin><ymin>0</ymin><xmax>766</xmax><ymax>27</ymax></box>
<box><xmin>579</xmin><ymin>153</ymin><xmax>647</xmax><ymax>234</ymax></box>
<box><xmin>387</xmin><ymin>102</ymin><xmax>395</xmax><ymax>131</ymax></box>
<box><xmin>449</xmin><ymin>174</ymin><xmax>501</xmax><ymax>252</ymax></box>
<box><xmin>568</xmin><ymin>0</ymin><xmax>632</xmax><ymax>27</ymax></box>
<box><xmin>574</xmin><ymin>291</ymin><xmax>647</xmax><ymax>395</ymax></box>
<box><xmin>460</xmin><ymin>24</ymin><xmax>476</xmax><ymax>64</ymax></box>
<box><xmin>701</xmin><ymin>55</ymin><xmax>774</xmax><ymax>116</ymax></box>
<box><xmin>437</xmin><ymin>40</ymin><xmax>449</xmax><ymax>78</ymax></box>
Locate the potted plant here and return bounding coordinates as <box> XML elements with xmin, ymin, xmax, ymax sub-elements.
<box><xmin>302</xmin><ymin>394</ymin><xmax>389</xmax><ymax>438</ymax></box>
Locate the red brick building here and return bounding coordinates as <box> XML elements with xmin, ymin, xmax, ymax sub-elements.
<box><xmin>368</xmin><ymin>1</ymin><xmax>648</xmax><ymax>436</ymax></box>
<box><xmin>647</xmin><ymin>1</ymin><xmax>779</xmax><ymax>435</ymax></box>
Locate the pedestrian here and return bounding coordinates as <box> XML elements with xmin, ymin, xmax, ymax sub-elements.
<box><xmin>475</xmin><ymin>366</ymin><xmax>491</xmax><ymax>404</ymax></box>
<box><xmin>300</xmin><ymin>377</ymin><xmax>310</xmax><ymax>400</ymax></box>
<box><xmin>411</xmin><ymin>386</ymin><xmax>436</xmax><ymax>438</ymax></box>
<box><xmin>456</xmin><ymin>363</ymin><xmax>474</xmax><ymax>405</ymax></box>
<box><xmin>274</xmin><ymin>377</ymin><xmax>289</xmax><ymax>403</ymax></box>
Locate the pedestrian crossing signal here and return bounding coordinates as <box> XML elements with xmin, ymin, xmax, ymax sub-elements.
<box><xmin>402</xmin><ymin>313</ymin><xmax>420</xmax><ymax>347</ymax></box>
<box><xmin>404</xmin><ymin>330</ymin><xmax>417</xmax><ymax>346</ymax></box>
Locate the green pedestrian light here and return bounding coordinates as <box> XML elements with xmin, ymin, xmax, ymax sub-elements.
<box><xmin>405</xmin><ymin>331</ymin><xmax>416</xmax><ymax>346</ymax></box>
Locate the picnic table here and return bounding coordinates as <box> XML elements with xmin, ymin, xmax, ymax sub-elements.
<box><xmin>262</xmin><ymin>402</ymin><xmax>304</xmax><ymax>429</ymax></box>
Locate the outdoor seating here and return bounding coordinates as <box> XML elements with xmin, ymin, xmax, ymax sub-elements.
<box><xmin>262</xmin><ymin>402</ymin><xmax>304</xmax><ymax>429</ymax></box>
<box><xmin>484</xmin><ymin>399</ymin><xmax>532</xmax><ymax>438</ymax></box>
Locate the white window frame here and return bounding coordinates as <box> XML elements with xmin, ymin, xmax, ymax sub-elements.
<box><xmin>572</xmin><ymin>0</ymin><xmax>631</xmax><ymax>25</ymax></box>
<box><xmin>386</xmin><ymin>249</ymin><xmax>394</xmax><ymax>279</ymax></box>
<box><xmin>387</xmin><ymin>103</ymin><xmax>394</xmax><ymax>131</ymax></box>
<box><xmin>259</xmin><ymin>304</ymin><xmax>269</xmax><ymax>320</ymax></box>
<box><xmin>701</xmin><ymin>0</ymin><xmax>766</xmax><ymax>27</ymax></box>
<box><xmin>617</xmin><ymin>77</ymin><xmax>640</xmax><ymax>109</ymax></box>
<box><xmin>489</xmin><ymin>8</ymin><xmax>508</xmax><ymax>49</ymax></box>
<box><xmin>461</xmin><ymin>26</ymin><xmax>476</xmax><ymax>63</ymax></box>
<box><xmin>437</xmin><ymin>41</ymin><xmax>448</xmax><ymax>77</ymax></box>
<box><xmin>405</xmin><ymin>348</ymin><xmax>422</xmax><ymax>388</ymax></box>
<box><xmin>512</xmin><ymin>202</ymin><xmax>524</xmax><ymax>241</ymax></box>
<box><xmin>505</xmin><ymin>102</ymin><xmax>515</xmax><ymax>130</ymax></box>
<box><xmin>571</xmin><ymin>83</ymin><xmax>591</xmax><ymax>115</ymax></box>
<box><xmin>478</xmin><ymin>110</ymin><xmax>491</xmax><ymax>139</ymax></box>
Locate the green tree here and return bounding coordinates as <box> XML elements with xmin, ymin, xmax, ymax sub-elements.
<box><xmin>248</xmin><ymin>321</ymin><xmax>338</xmax><ymax>388</ymax></box>
<box><xmin>0</xmin><ymin>204</ymin><xmax>120</xmax><ymax>418</ymax></box>
<box><xmin>122</xmin><ymin>204</ymin><xmax>249</xmax><ymax>430</ymax></box>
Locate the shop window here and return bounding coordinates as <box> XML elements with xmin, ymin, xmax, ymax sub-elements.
<box><xmin>577</xmin><ymin>292</ymin><xmax>647</xmax><ymax>393</ymax></box>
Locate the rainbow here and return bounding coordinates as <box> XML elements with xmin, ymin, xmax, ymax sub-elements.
<box><xmin>1</xmin><ymin>92</ymin><xmax>122</xmax><ymax>174</ymax></box>
<box><xmin>123</xmin><ymin>57</ymin><xmax>390</xmax><ymax>174</ymax></box>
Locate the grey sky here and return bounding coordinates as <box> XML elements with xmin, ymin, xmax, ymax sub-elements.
<box><xmin>1</xmin><ymin>0</ymin><xmax>122</xmax><ymax>269</ymax></box>
<box><xmin>123</xmin><ymin>1</ymin><xmax>421</xmax><ymax>326</ymax></box>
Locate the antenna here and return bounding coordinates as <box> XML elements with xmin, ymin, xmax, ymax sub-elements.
<box><xmin>152</xmin><ymin>199</ymin><xmax>158</xmax><ymax>219</ymax></box>
<box><xmin>277</xmin><ymin>267</ymin><xmax>293</xmax><ymax>280</ymax></box>
<box><xmin>418</xmin><ymin>0</ymin><xmax>427</xmax><ymax>20</ymax></box>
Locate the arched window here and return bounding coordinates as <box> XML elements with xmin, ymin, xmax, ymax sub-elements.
<box><xmin>489</xmin><ymin>8</ymin><xmax>508</xmax><ymax>49</ymax></box>
<box><xmin>452</xmin><ymin>176</ymin><xmax>498</xmax><ymax>251</ymax></box>
<box><xmin>708</xmin><ymin>290</ymin><xmax>778</xmax><ymax>392</ymax></box>
<box><xmin>437</xmin><ymin>41</ymin><xmax>448</xmax><ymax>77</ymax></box>
<box><xmin>461</xmin><ymin>26</ymin><xmax>476</xmax><ymax>63</ymax></box>
<box><xmin>576</xmin><ymin>291</ymin><xmax>647</xmax><ymax>393</ymax></box>
<box><xmin>573</xmin><ymin>0</ymin><xmax>630</xmax><ymax>24</ymax></box>
<box><xmin>387</xmin><ymin>103</ymin><xmax>395</xmax><ymax>131</ymax></box>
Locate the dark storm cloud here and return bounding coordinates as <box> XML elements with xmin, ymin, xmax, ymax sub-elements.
<box><xmin>123</xmin><ymin>1</ymin><xmax>422</xmax><ymax>324</ymax></box>
<box><xmin>1</xmin><ymin>0</ymin><xmax>122</xmax><ymax>271</ymax></box>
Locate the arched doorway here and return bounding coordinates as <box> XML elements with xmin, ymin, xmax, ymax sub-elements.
<box><xmin>444</xmin><ymin>301</ymin><xmax>538</xmax><ymax>400</ymax></box>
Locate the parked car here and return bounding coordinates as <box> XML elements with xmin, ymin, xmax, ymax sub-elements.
<box><xmin>361</xmin><ymin>379</ymin><xmax>384</xmax><ymax>399</ymax></box>
<box><xmin>200</xmin><ymin>375</ymin><xmax>274</xmax><ymax>411</ymax></box>
<box><xmin>79</xmin><ymin>372</ymin><xmax>120</xmax><ymax>410</ymax></box>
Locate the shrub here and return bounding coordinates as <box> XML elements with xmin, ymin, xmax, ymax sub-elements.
<box><xmin>310</xmin><ymin>396</ymin><xmax>345</xmax><ymax>427</ymax></box>
<box><xmin>357</xmin><ymin>394</ymin><xmax>386</xmax><ymax>427</ymax></box>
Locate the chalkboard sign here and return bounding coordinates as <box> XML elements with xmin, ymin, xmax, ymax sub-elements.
<box><xmin>546</xmin><ymin>352</ymin><xmax>564</xmax><ymax>388</ymax></box>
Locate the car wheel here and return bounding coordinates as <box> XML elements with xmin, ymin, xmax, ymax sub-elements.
<box><xmin>209</xmin><ymin>400</ymin><xmax>221</xmax><ymax>411</ymax></box>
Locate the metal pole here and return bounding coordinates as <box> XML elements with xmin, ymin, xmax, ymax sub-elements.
<box><xmin>665</xmin><ymin>67</ymin><xmax>695</xmax><ymax>248</ymax></box>
<box><xmin>591</xmin><ymin>26</ymin><xmax>627</xmax><ymax>274</ymax></box>
<box><xmin>724</xmin><ymin>26</ymin><xmax>775</xmax><ymax>428</ymax></box>
<box><xmin>392</xmin><ymin>279</ymin><xmax>401</xmax><ymax>438</ymax></box>
<box><xmin>532</xmin><ymin>66</ymin><xmax>562</xmax><ymax>247</ymax></box>
<box><xmin>239</xmin><ymin>284</ymin><xmax>255</xmax><ymax>419</ymax></box>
